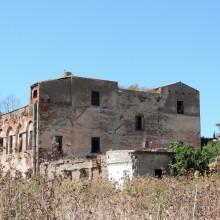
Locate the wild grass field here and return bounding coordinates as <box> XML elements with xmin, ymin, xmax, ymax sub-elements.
<box><xmin>0</xmin><ymin>174</ymin><xmax>220</xmax><ymax>220</ymax></box>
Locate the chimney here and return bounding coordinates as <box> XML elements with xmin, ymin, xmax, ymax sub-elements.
<box><xmin>64</xmin><ymin>71</ymin><xmax>72</xmax><ymax>77</ymax></box>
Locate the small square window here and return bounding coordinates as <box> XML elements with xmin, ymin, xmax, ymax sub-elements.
<box><xmin>155</xmin><ymin>169</ymin><xmax>163</xmax><ymax>178</ymax></box>
<box><xmin>91</xmin><ymin>137</ymin><xmax>101</xmax><ymax>153</ymax></box>
<box><xmin>145</xmin><ymin>141</ymin><xmax>149</xmax><ymax>148</ymax></box>
<box><xmin>91</xmin><ymin>91</ymin><xmax>100</xmax><ymax>106</ymax></box>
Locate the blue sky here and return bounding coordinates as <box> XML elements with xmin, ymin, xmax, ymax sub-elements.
<box><xmin>0</xmin><ymin>1</ymin><xmax>219</xmax><ymax>137</ymax></box>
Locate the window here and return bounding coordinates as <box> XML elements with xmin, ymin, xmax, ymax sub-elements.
<box><xmin>91</xmin><ymin>91</ymin><xmax>100</xmax><ymax>106</ymax></box>
<box><xmin>27</xmin><ymin>122</ymin><xmax>33</xmax><ymax>150</ymax></box>
<box><xmin>18</xmin><ymin>134</ymin><xmax>23</xmax><ymax>152</ymax></box>
<box><xmin>55</xmin><ymin>136</ymin><xmax>63</xmax><ymax>152</ymax></box>
<box><xmin>0</xmin><ymin>138</ymin><xmax>3</xmax><ymax>152</ymax></box>
<box><xmin>9</xmin><ymin>135</ymin><xmax>13</xmax><ymax>154</ymax></box>
<box><xmin>155</xmin><ymin>169</ymin><xmax>163</xmax><ymax>178</ymax></box>
<box><xmin>91</xmin><ymin>137</ymin><xmax>101</xmax><ymax>153</ymax></box>
<box><xmin>0</xmin><ymin>130</ymin><xmax>3</xmax><ymax>152</ymax></box>
<box><xmin>33</xmin><ymin>90</ymin><xmax>38</xmax><ymax>98</ymax></box>
<box><xmin>29</xmin><ymin>131</ymin><xmax>33</xmax><ymax>149</ymax></box>
<box><xmin>177</xmin><ymin>101</ymin><xmax>184</xmax><ymax>114</ymax></box>
<box><xmin>145</xmin><ymin>141</ymin><xmax>149</xmax><ymax>148</ymax></box>
<box><xmin>135</xmin><ymin>115</ymin><xmax>144</xmax><ymax>131</ymax></box>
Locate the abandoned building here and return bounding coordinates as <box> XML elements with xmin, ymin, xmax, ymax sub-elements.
<box><xmin>0</xmin><ymin>73</ymin><xmax>201</xmax><ymax>178</ymax></box>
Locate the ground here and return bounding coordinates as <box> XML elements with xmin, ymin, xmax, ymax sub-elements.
<box><xmin>0</xmin><ymin>175</ymin><xmax>220</xmax><ymax>219</ymax></box>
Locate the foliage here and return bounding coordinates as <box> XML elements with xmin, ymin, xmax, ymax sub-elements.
<box><xmin>0</xmin><ymin>175</ymin><xmax>220</xmax><ymax>219</ymax></box>
<box><xmin>127</xmin><ymin>84</ymin><xmax>140</xmax><ymax>91</ymax></box>
<box><xmin>169</xmin><ymin>141</ymin><xmax>209</xmax><ymax>175</ymax></box>
<box><xmin>202</xmin><ymin>141</ymin><xmax>220</xmax><ymax>163</ymax></box>
<box><xmin>201</xmin><ymin>136</ymin><xmax>214</xmax><ymax>147</ymax></box>
<box><xmin>0</xmin><ymin>94</ymin><xmax>21</xmax><ymax>113</ymax></box>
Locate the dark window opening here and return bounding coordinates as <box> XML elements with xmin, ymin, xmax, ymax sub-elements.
<box><xmin>91</xmin><ymin>91</ymin><xmax>100</xmax><ymax>106</ymax></box>
<box><xmin>0</xmin><ymin>138</ymin><xmax>3</xmax><ymax>152</ymax></box>
<box><xmin>145</xmin><ymin>141</ymin><xmax>149</xmax><ymax>148</ymax></box>
<box><xmin>29</xmin><ymin>131</ymin><xmax>33</xmax><ymax>149</ymax></box>
<box><xmin>33</xmin><ymin>90</ymin><xmax>38</xmax><ymax>99</ymax></box>
<box><xmin>135</xmin><ymin>115</ymin><xmax>144</xmax><ymax>131</ymax></box>
<box><xmin>177</xmin><ymin>101</ymin><xmax>184</xmax><ymax>114</ymax></box>
<box><xmin>155</xmin><ymin>169</ymin><xmax>163</xmax><ymax>178</ymax></box>
<box><xmin>18</xmin><ymin>134</ymin><xmax>23</xmax><ymax>152</ymax></box>
<box><xmin>91</xmin><ymin>137</ymin><xmax>101</xmax><ymax>154</ymax></box>
<box><xmin>55</xmin><ymin>136</ymin><xmax>63</xmax><ymax>152</ymax></box>
<box><xmin>80</xmin><ymin>169</ymin><xmax>88</xmax><ymax>178</ymax></box>
<box><xmin>9</xmin><ymin>136</ymin><xmax>13</xmax><ymax>154</ymax></box>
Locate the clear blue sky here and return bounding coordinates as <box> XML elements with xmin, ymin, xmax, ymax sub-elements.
<box><xmin>0</xmin><ymin>1</ymin><xmax>219</xmax><ymax>137</ymax></box>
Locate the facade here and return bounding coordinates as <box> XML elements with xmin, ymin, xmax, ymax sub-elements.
<box><xmin>106</xmin><ymin>150</ymin><xmax>172</xmax><ymax>188</ymax></box>
<box><xmin>0</xmin><ymin>74</ymin><xmax>201</xmax><ymax>176</ymax></box>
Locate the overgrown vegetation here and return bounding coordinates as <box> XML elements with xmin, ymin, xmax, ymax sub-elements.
<box><xmin>169</xmin><ymin>141</ymin><xmax>220</xmax><ymax>176</ymax></box>
<box><xmin>0</xmin><ymin>175</ymin><xmax>219</xmax><ymax>219</ymax></box>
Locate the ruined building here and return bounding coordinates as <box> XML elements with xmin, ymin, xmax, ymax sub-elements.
<box><xmin>0</xmin><ymin>74</ymin><xmax>201</xmax><ymax>177</ymax></box>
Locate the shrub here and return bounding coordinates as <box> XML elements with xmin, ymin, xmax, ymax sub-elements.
<box><xmin>202</xmin><ymin>141</ymin><xmax>220</xmax><ymax>163</ymax></box>
<box><xmin>169</xmin><ymin>141</ymin><xmax>209</xmax><ymax>175</ymax></box>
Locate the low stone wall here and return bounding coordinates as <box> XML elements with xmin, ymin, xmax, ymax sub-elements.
<box><xmin>39</xmin><ymin>155</ymin><xmax>107</xmax><ymax>180</ymax></box>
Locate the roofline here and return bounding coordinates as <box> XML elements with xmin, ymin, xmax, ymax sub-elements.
<box><xmin>150</xmin><ymin>81</ymin><xmax>199</xmax><ymax>93</ymax></box>
<box><xmin>0</xmin><ymin>105</ymin><xmax>29</xmax><ymax>117</ymax></box>
<box><xmin>30</xmin><ymin>75</ymin><xmax>118</xmax><ymax>88</ymax></box>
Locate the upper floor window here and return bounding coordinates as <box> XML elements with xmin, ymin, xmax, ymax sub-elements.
<box><xmin>91</xmin><ymin>91</ymin><xmax>100</xmax><ymax>106</ymax></box>
<box><xmin>177</xmin><ymin>101</ymin><xmax>184</xmax><ymax>114</ymax></box>
<box><xmin>91</xmin><ymin>137</ymin><xmax>101</xmax><ymax>154</ymax></box>
<box><xmin>135</xmin><ymin>115</ymin><xmax>144</xmax><ymax>131</ymax></box>
<box><xmin>54</xmin><ymin>136</ymin><xmax>63</xmax><ymax>152</ymax></box>
<box><xmin>33</xmin><ymin>89</ymin><xmax>38</xmax><ymax>99</ymax></box>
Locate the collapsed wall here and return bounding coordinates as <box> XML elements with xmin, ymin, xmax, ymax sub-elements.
<box><xmin>39</xmin><ymin>155</ymin><xmax>107</xmax><ymax>180</ymax></box>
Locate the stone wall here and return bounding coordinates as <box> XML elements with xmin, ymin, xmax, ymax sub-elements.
<box><xmin>106</xmin><ymin>150</ymin><xmax>172</xmax><ymax>188</ymax></box>
<box><xmin>0</xmin><ymin>106</ymin><xmax>33</xmax><ymax>177</ymax></box>
<box><xmin>34</xmin><ymin>77</ymin><xmax>200</xmax><ymax>160</ymax></box>
<box><xmin>117</xmin><ymin>82</ymin><xmax>200</xmax><ymax>150</ymax></box>
<box><xmin>39</xmin><ymin>155</ymin><xmax>107</xmax><ymax>180</ymax></box>
<box><xmin>37</xmin><ymin>76</ymin><xmax>118</xmax><ymax>159</ymax></box>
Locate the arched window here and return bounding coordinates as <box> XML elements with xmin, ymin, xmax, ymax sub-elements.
<box><xmin>0</xmin><ymin>129</ymin><xmax>3</xmax><ymax>153</ymax></box>
<box><xmin>16</xmin><ymin>124</ymin><xmax>23</xmax><ymax>153</ymax></box>
<box><xmin>6</xmin><ymin>127</ymin><xmax>13</xmax><ymax>154</ymax></box>
<box><xmin>27</xmin><ymin>122</ymin><xmax>33</xmax><ymax>150</ymax></box>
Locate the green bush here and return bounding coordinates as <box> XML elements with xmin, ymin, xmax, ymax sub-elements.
<box><xmin>169</xmin><ymin>141</ymin><xmax>209</xmax><ymax>176</ymax></box>
<box><xmin>202</xmin><ymin>141</ymin><xmax>220</xmax><ymax>163</ymax></box>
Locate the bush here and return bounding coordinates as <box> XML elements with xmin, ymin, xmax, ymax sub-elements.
<box><xmin>169</xmin><ymin>141</ymin><xmax>209</xmax><ymax>176</ymax></box>
<box><xmin>202</xmin><ymin>141</ymin><xmax>220</xmax><ymax>163</ymax></box>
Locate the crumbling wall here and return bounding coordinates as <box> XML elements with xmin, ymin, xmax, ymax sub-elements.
<box><xmin>159</xmin><ymin>83</ymin><xmax>201</xmax><ymax>148</ymax></box>
<box><xmin>117</xmin><ymin>82</ymin><xmax>200</xmax><ymax>150</ymax></box>
<box><xmin>40</xmin><ymin>155</ymin><xmax>107</xmax><ymax>180</ymax></box>
<box><xmin>0</xmin><ymin>106</ymin><xmax>33</xmax><ymax>177</ymax></box>
<box><xmin>106</xmin><ymin>150</ymin><xmax>172</xmax><ymax>188</ymax></box>
<box><xmin>37</xmin><ymin>76</ymin><xmax>118</xmax><ymax>159</ymax></box>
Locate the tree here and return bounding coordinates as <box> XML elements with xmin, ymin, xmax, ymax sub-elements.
<box><xmin>128</xmin><ymin>84</ymin><xmax>140</xmax><ymax>91</ymax></box>
<box><xmin>0</xmin><ymin>95</ymin><xmax>21</xmax><ymax>114</ymax></box>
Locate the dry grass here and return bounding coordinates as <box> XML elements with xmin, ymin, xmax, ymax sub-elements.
<box><xmin>0</xmin><ymin>175</ymin><xmax>220</xmax><ymax>219</ymax></box>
